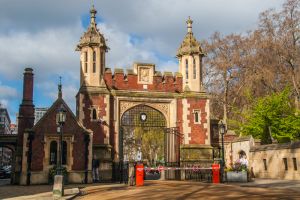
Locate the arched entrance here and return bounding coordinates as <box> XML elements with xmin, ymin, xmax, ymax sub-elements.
<box><xmin>120</xmin><ymin>104</ymin><xmax>167</xmax><ymax>166</ymax></box>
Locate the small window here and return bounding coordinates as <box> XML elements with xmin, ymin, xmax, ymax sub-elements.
<box><xmin>185</xmin><ymin>59</ymin><xmax>189</xmax><ymax>80</ymax></box>
<box><xmin>293</xmin><ymin>158</ymin><xmax>297</xmax><ymax>171</ymax></box>
<box><xmin>50</xmin><ymin>141</ymin><xmax>57</xmax><ymax>165</ymax></box>
<box><xmin>193</xmin><ymin>58</ymin><xmax>196</xmax><ymax>79</ymax></box>
<box><xmin>194</xmin><ymin>110</ymin><xmax>200</xmax><ymax>123</ymax></box>
<box><xmin>84</xmin><ymin>52</ymin><xmax>88</xmax><ymax>73</ymax></box>
<box><xmin>283</xmin><ymin>158</ymin><xmax>288</xmax><ymax>171</ymax></box>
<box><xmin>62</xmin><ymin>141</ymin><xmax>67</xmax><ymax>165</ymax></box>
<box><xmin>85</xmin><ymin>63</ymin><xmax>88</xmax><ymax>73</ymax></box>
<box><xmin>101</xmin><ymin>52</ymin><xmax>104</xmax><ymax>74</ymax></box>
<box><xmin>93</xmin><ymin>51</ymin><xmax>96</xmax><ymax>73</ymax></box>
<box><xmin>92</xmin><ymin>109</ymin><xmax>97</xmax><ymax>120</ymax></box>
<box><xmin>263</xmin><ymin>159</ymin><xmax>267</xmax><ymax>171</ymax></box>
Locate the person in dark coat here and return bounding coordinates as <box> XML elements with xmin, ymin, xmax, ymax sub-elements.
<box><xmin>92</xmin><ymin>155</ymin><xmax>100</xmax><ymax>182</ymax></box>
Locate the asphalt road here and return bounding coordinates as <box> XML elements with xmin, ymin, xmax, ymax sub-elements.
<box><xmin>0</xmin><ymin>178</ymin><xmax>10</xmax><ymax>186</ymax></box>
<box><xmin>76</xmin><ymin>180</ymin><xmax>300</xmax><ymax>200</ymax></box>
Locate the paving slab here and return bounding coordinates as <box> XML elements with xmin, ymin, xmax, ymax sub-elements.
<box><xmin>76</xmin><ymin>180</ymin><xmax>300</xmax><ymax>200</ymax></box>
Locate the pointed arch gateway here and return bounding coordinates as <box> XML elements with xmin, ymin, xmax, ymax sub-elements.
<box><xmin>120</xmin><ymin>104</ymin><xmax>170</xmax><ymax>166</ymax></box>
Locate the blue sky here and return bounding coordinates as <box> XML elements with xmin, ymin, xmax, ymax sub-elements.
<box><xmin>0</xmin><ymin>0</ymin><xmax>285</xmax><ymax>123</ymax></box>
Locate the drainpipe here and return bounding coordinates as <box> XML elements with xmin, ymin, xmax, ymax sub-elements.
<box><xmin>84</xmin><ymin>134</ymin><xmax>90</xmax><ymax>184</ymax></box>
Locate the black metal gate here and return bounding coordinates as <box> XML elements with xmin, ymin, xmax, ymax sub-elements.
<box><xmin>118</xmin><ymin>104</ymin><xmax>186</xmax><ymax>182</ymax></box>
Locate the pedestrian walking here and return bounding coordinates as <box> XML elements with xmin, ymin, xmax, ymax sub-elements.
<box><xmin>92</xmin><ymin>155</ymin><xmax>100</xmax><ymax>182</ymax></box>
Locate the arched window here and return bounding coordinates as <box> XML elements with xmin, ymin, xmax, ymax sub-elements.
<box><xmin>50</xmin><ymin>141</ymin><xmax>57</xmax><ymax>165</ymax></box>
<box><xmin>93</xmin><ymin>51</ymin><xmax>96</xmax><ymax>73</ymax></box>
<box><xmin>92</xmin><ymin>108</ymin><xmax>97</xmax><ymax>120</ymax></box>
<box><xmin>193</xmin><ymin>58</ymin><xmax>196</xmax><ymax>79</ymax></box>
<box><xmin>193</xmin><ymin>110</ymin><xmax>200</xmax><ymax>124</ymax></box>
<box><xmin>62</xmin><ymin>141</ymin><xmax>67</xmax><ymax>165</ymax></box>
<box><xmin>185</xmin><ymin>59</ymin><xmax>189</xmax><ymax>79</ymax></box>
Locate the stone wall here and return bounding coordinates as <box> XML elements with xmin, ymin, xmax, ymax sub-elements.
<box><xmin>224</xmin><ymin>136</ymin><xmax>255</xmax><ymax>167</ymax></box>
<box><xmin>250</xmin><ymin>142</ymin><xmax>300</xmax><ymax>180</ymax></box>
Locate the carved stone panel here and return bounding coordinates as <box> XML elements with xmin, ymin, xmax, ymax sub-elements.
<box><xmin>119</xmin><ymin>101</ymin><xmax>169</xmax><ymax>121</ymax></box>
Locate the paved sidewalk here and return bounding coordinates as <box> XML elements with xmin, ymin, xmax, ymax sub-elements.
<box><xmin>76</xmin><ymin>180</ymin><xmax>300</xmax><ymax>200</ymax></box>
<box><xmin>1</xmin><ymin>179</ymin><xmax>300</xmax><ymax>199</ymax></box>
<box><xmin>0</xmin><ymin>184</ymin><xmax>86</xmax><ymax>200</ymax></box>
<box><xmin>226</xmin><ymin>178</ymin><xmax>300</xmax><ymax>191</ymax></box>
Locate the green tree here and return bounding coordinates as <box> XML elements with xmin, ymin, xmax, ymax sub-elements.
<box><xmin>241</xmin><ymin>88</ymin><xmax>300</xmax><ymax>143</ymax></box>
<box><xmin>134</xmin><ymin>127</ymin><xmax>164</xmax><ymax>166</ymax></box>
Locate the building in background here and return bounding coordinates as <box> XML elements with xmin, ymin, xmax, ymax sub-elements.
<box><xmin>0</xmin><ymin>105</ymin><xmax>12</xmax><ymax>167</ymax></box>
<box><xmin>0</xmin><ymin>105</ymin><xmax>11</xmax><ymax>135</ymax></box>
<box><xmin>10</xmin><ymin>124</ymin><xmax>17</xmax><ymax>134</ymax></box>
<box><xmin>34</xmin><ymin>107</ymin><xmax>48</xmax><ymax>125</ymax></box>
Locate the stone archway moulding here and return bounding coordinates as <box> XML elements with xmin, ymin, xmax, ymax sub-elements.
<box><xmin>119</xmin><ymin>101</ymin><xmax>169</xmax><ymax>121</ymax></box>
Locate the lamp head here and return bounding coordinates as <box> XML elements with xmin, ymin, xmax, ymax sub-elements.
<box><xmin>56</xmin><ymin>105</ymin><xmax>66</xmax><ymax>125</ymax></box>
<box><xmin>218</xmin><ymin>120</ymin><xmax>226</xmax><ymax>135</ymax></box>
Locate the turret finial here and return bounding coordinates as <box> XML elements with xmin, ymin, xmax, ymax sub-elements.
<box><xmin>186</xmin><ymin>16</ymin><xmax>193</xmax><ymax>33</ymax></box>
<box><xmin>90</xmin><ymin>4</ymin><xmax>97</xmax><ymax>26</ymax></box>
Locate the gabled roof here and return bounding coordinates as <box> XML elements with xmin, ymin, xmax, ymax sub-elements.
<box><xmin>32</xmin><ymin>97</ymin><xmax>90</xmax><ymax>134</ymax></box>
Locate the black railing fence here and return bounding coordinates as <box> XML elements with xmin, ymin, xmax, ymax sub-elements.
<box><xmin>106</xmin><ymin>160</ymin><xmax>214</xmax><ymax>183</ymax></box>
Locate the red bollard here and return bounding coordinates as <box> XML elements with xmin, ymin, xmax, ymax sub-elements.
<box><xmin>136</xmin><ymin>163</ymin><xmax>144</xmax><ymax>186</ymax></box>
<box><xmin>212</xmin><ymin>164</ymin><xmax>220</xmax><ymax>184</ymax></box>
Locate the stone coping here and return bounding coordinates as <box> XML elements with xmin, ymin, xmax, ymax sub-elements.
<box><xmin>250</xmin><ymin>141</ymin><xmax>300</xmax><ymax>152</ymax></box>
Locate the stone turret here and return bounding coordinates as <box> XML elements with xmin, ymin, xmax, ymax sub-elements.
<box><xmin>177</xmin><ymin>17</ymin><xmax>205</xmax><ymax>92</ymax></box>
<box><xmin>76</xmin><ymin>5</ymin><xmax>109</xmax><ymax>87</ymax></box>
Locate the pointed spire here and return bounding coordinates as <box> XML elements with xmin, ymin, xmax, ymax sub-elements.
<box><xmin>58</xmin><ymin>76</ymin><xmax>62</xmax><ymax>99</ymax></box>
<box><xmin>186</xmin><ymin>16</ymin><xmax>193</xmax><ymax>33</ymax></box>
<box><xmin>90</xmin><ymin>4</ymin><xmax>97</xmax><ymax>27</ymax></box>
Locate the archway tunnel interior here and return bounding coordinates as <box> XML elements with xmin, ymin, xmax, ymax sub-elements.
<box><xmin>120</xmin><ymin>104</ymin><xmax>168</xmax><ymax>167</ymax></box>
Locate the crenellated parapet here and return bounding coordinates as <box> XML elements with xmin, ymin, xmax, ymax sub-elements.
<box><xmin>104</xmin><ymin>63</ymin><xmax>183</xmax><ymax>93</ymax></box>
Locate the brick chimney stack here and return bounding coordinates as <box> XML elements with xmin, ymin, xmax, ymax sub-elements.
<box><xmin>22</xmin><ymin>68</ymin><xmax>34</xmax><ymax>103</ymax></box>
<box><xmin>13</xmin><ymin>68</ymin><xmax>35</xmax><ymax>184</ymax></box>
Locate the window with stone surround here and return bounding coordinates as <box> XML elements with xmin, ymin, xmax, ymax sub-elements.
<box><xmin>293</xmin><ymin>158</ymin><xmax>297</xmax><ymax>171</ymax></box>
<box><xmin>62</xmin><ymin>141</ymin><xmax>67</xmax><ymax>165</ymax></box>
<box><xmin>193</xmin><ymin>58</ymin><xmax>196</xmax><ymax>79</ymax></box>
<box><xmin>84</xmin><ymin>51</ymin><xmax>88</xmax><ymax>73</ymax></box>
<box><xmin>193</xmin><ymin>109</ymin><xmax>201</xmax><ymax>124</ymax></box>
<box><xmin>101</xmin><ymin>52</ymin><xmax>104</xmax><ymax>75</ymax></box>
<box><xmin>49</xmin><ymin>140</ymin><xmax>67</xmax><ymax>165</ymax></box>
<box><xmin>91</xmin><ymin>107</ymin><xmax>98</xmax><ymax>121</ymax></box>
<box><xmin>93</xmin><ymin>51</ymin><xmax>96</xmax><ymax>73</ymax></box>
<box><xmin>185</xmin><ymin>59</ymin><xmax>188</xmax><ymax>80</ymax></box>
<box><xmin>50</xmin><ymin>141</ymin><xmax>57</xmax><ymax>165</ymax></box>
<box><xmin>263</xmin><ymin>159</ymin><xmax>267</xmax><ymax>171</ymax></box>
<box><xmin>283</xmin><ymin>158</ymin><xmax>288</xmax><ymax>171</ymax></box>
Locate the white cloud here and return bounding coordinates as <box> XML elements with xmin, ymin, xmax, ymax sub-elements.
<box><xmin>0</xmin><ymin>23</ymin><xmax>83</xmax><ymax>80</ymax></box>
<box><xmin>0</xmin><ymin>0</ymin><xmax>287</xmax><ymax>121</ymax></box>
<box><xmin>0</xmin><ymin>84</ymin><xmax>18</xmax><ymax>99</ymax></box>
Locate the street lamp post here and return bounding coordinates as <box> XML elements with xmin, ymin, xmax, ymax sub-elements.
<box><xmin>53</xmin><ymin>105</ymin><xmax>66</xmax><ymax>198</ymax></box>
<box><xmin>218</xmin><ymin>120</ymin><xmax>226</xmax><ymax>182</ymax></box>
